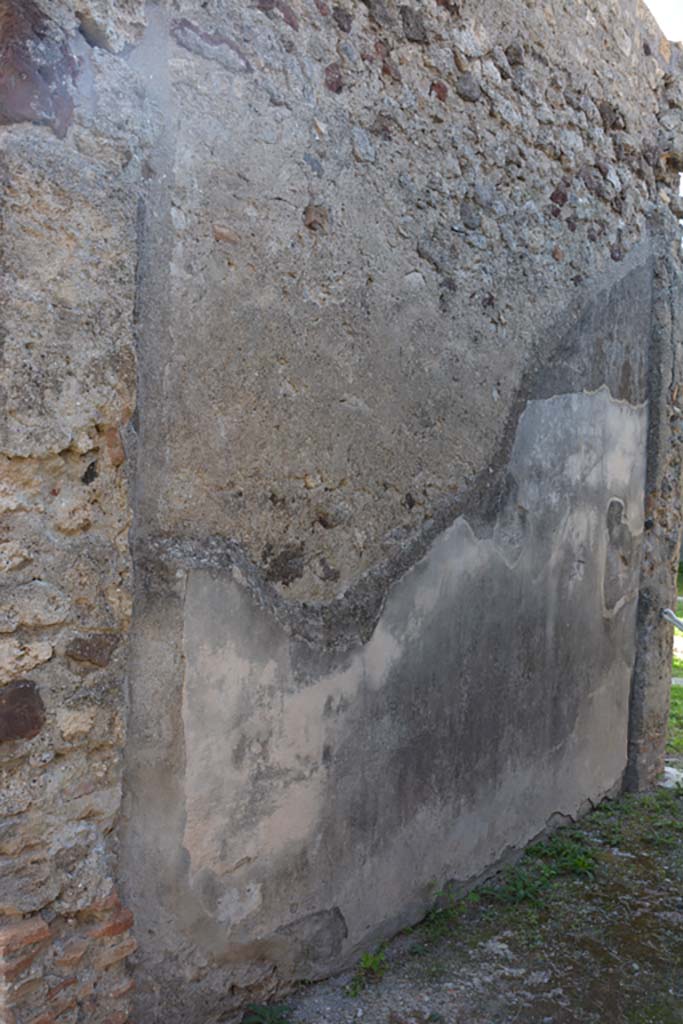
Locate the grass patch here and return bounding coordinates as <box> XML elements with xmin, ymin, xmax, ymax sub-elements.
<box><xmin>668</xmin><ymin>686</ymin><xmax>683</xmax><ymax>753</ymax></box>
<box><xmin>413</xmin><ymin>829</ymin><xmax>599</xmax><ymax>952</ymax></box>
<box><xmin>411</xmin><ymin>789</ymin><xmax>681</xmax><ymax>950</ymax></box>
<box><xmin>480</xmin><ymin>829</ymin><xmax>598</xmax><ymax>908</ymax></box>
<box><xmin>589</xmin><ymin>786</ymin><xmax>683</xmax><ymax>852</ymax></box>
<box><xmin>335</xmin><ymin>787</ymin><xmax>683</xmax><ymax>1021</ymax></box>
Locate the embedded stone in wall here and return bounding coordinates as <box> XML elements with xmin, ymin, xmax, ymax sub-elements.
<box><xmin>0</xmin><ymin>0</ymin><xmax>75</xmax><ymax>137</ymax></box>
<box><xmin>0</xmin><ymin>681</ymin><xmax>45</xmax><ymax>742</ymax></box>
<box><xmin>65</xmin><ymin>633</ymin><xmax>120</xmax><ymax>668</ymax></box>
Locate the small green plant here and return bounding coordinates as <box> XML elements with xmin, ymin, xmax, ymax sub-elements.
<box><xmin>422</xmin><ymin>904</ymin><xmax>456</xmax><ymax>941</ymax></box>
<box><xmin>478</xmin><ymin>827</ymin><xmax>599</xmax><ymax>909</ymax></box>
<box><xmin>242</xmin><ymin>1004</ymin><xmax>292</xmax><ymax>1024</ymax></box>
<box><xmin>530</xmin><ymin>831</ymin><xmax>598</xmax><ymax>879</ymax></box>
<box><xmin>346</xmin><ymin>946</ymin><xmax>388</xmax><ymax>996</ymax></box>
<box><xmin>420</xmin><ymin>882</ymin><xmax>472</xmax><ymax>941</ymax></box>
<box><xmin>482</xmin><ymin>862</ymin><xmax>554</xmax><ymax>906</ymax></box>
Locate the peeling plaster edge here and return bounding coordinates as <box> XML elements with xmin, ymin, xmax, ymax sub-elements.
<box><xmin>135</xmin><ymin>385</ymin><xmax>644</xmax><ymax>654</ymax></box>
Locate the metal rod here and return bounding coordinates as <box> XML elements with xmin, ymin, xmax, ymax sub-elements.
<box><xmin>661</xmin><ymin>607</ymin><xmax>683</xmax><ymax>630</ymax></box>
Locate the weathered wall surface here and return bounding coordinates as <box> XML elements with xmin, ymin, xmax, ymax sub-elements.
<box><xmin>126</xmin><ymin>387</ymin><xmax>648</xmax><ymax>1020</ymax></box>
<box><xmin>626</xmin><ymin>215</ymin><xmax>683</xmax><ymax>790</ymax></box>
<box><xmin>0</xmin><ymin>2</ymin><xmax>147</xmax><ymax>1021</ymax></box>
<box><xmin>122</xmin><ymin>0</ymin><xmax>683</xmax><ymax>1021</ymax></box>
<box><xmin>0</xmin><ymin>0</ymin><xmax>682</xmax><ymax>1022</ymax></box>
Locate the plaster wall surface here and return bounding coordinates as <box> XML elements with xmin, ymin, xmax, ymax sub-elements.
<box><xmin>124</xmin><ymin>389</ymin><xmax>648</xmax><ymax>1020</ymax></box>
<box><xmin>121</xmin><ymin>0</ymin><xmax>683</xmax><ymax>1017</ymax></box>
<box><xmin>0</xmin><ymin>0</ymin><xmax>682</xmax><ymax>1022</ymax></box>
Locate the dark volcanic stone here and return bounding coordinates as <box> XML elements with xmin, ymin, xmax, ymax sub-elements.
<box><xmin>0</xmin><ymin>0</ymin><xmax>75</xmax><ymax>138</ymax></box>
<box><xmin>332</xmin><ymin>6</ymin><xmax>353</xmax><ymax>32</ymax></box>
<box><xmin>456</xmin><ymin>73</ymin><xmax>482</xmax><ymax>102</ymax></box>
<box><xmin>399</xmin><ymin>6</ymin><xmax>429</xmax><ymax>43</ymax></box>
<box><xmin>0</xmin><ymin>681</ymin><xmax>45</xmax><ymax>742</ymax></box>
<box><xmin>65</xmin><ymin>633</ymin><xmax>120</xmax><ymax>668</ymax></box>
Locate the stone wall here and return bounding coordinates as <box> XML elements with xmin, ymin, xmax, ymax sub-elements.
<box><xmin>0</xmin><ymin>1</ymin><xmax>682</xmax><ymax>1023</ymax></box>
<box><xmin>0</xmin><ymin>2</ymin><xmax>147</xmax><ymax>1021</ymax></box>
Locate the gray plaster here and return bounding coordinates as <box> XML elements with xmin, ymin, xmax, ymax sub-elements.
<box><xmin>122</xmin><ymin>387</ymin><xmax>646</xmax><ymax>1021</ymax></box>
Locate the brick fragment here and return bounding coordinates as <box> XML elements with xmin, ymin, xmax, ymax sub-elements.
<box><xmin>93</xmin><ymin>936</ymin><xmax>137</xmax><ymax>970</ymax></box>
<box><xmin>0</xmin><ymin>918</ymin><xmax>50</xmax><ymax>955</ymax></box>
<box><xmin>48</xmin><ymin>977</ymin><xmax>76</xmax><ymax>1000</ymax></box>
<box><xmin>76</xmin><ymin>978</ymin><xmax>95</xmax><ymax>1000</ymax></box>
<box><xmin>89</xmin><ymin>910</ymin><xmax>134</xmax><ymax>940</ymax></box>
<box><xmin>54</xmin><ymin>938</ymin><xmax>88</xmax><ymax>969</ymax></box>
<box><xmin>86</xmin><ymin>890</ymin><xmax>121</xmax><ymax>916</ymax></box>
<box><xmin>108</xmin><ymin>977</ymin><xmax>135</xmax><ymax>999</ymax></box>
<box><xmin>50</xmin><ymin>993</ymin><xmax>77</xmax><ymax>1017</ymax></box>
<box><xmin>212</xmin><ymin>224</ymin><xmax>240</xmax><ymax>244</ymax></box>
<box><xmin>0</xmin><ymin>950</ymin><xmax>36</xmax><ymax>981</ymax></box>
<box><xmin>103</xmin><ymin>426</ymin><xmax>125</xmax><ymax>467</ymax></box>
<box><xmin>6</xmin><ymin>974</ymin><xmax>43</xmax><ymax>1004</ymax></box>
<box><xmin>303</xmin><ymin>205</ymin><xmax>328</xmax><ymax>233</ymax></box>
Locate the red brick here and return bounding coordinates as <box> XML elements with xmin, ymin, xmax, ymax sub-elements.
<box><xmin>47</xmin><ymin>976</ymin><xmax>76</xmax><ymax>1001</ymax></box>
<box><xmin>52</xmin><ymin>994</ymin><xmax>77</xmax><ymax>1018</ymax></box>
<box><xmin>85</xmin><ymin>890</ymin><xmax>120</xmax><ymax>917</ymax></box>
<box><xmin>0</xmin><ymin>950</ymin><xmax>36</xmax><ymax>981</ymax></box>
<box><xmin>5</xmin><ymin>975</ymin><xmax>43</xmax><ymax>1004</ymax></box>
<box><xmin>77</xmin><ymin>995</ymin><xmax>96</xmax><ymax>1017</ymax></box>
<box><xmin>89</xmin><ymin>910</ymin><xmax>133</xmax><ymax>941</ymax></box>
<box><xmin>108</xmin><ymin>977</ymin><xmax>135</xmax><ymax>999</ymax></box>
<box><xmin>76</xmin><ymin>977</ymin><xmax>94</xmax><ymax>999</ymax></box>
<box><xmin>53</xmin><ymin>939</ymin><xmax>89</xmax><ymax>969</ymax></box>
<box><xmin>0</xmin><ymin>918</ymin><xmax>50</xmax><ymax>955</ymax></box>
<box><xmin>103</xmin><ymin>426</ymin><xmax>125</xmax><ymax>467</ymax></box>
<box><xmin>93</xmin><ymin>936</ymin><xmax>136</xmax><ymax>970</ymax></box>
